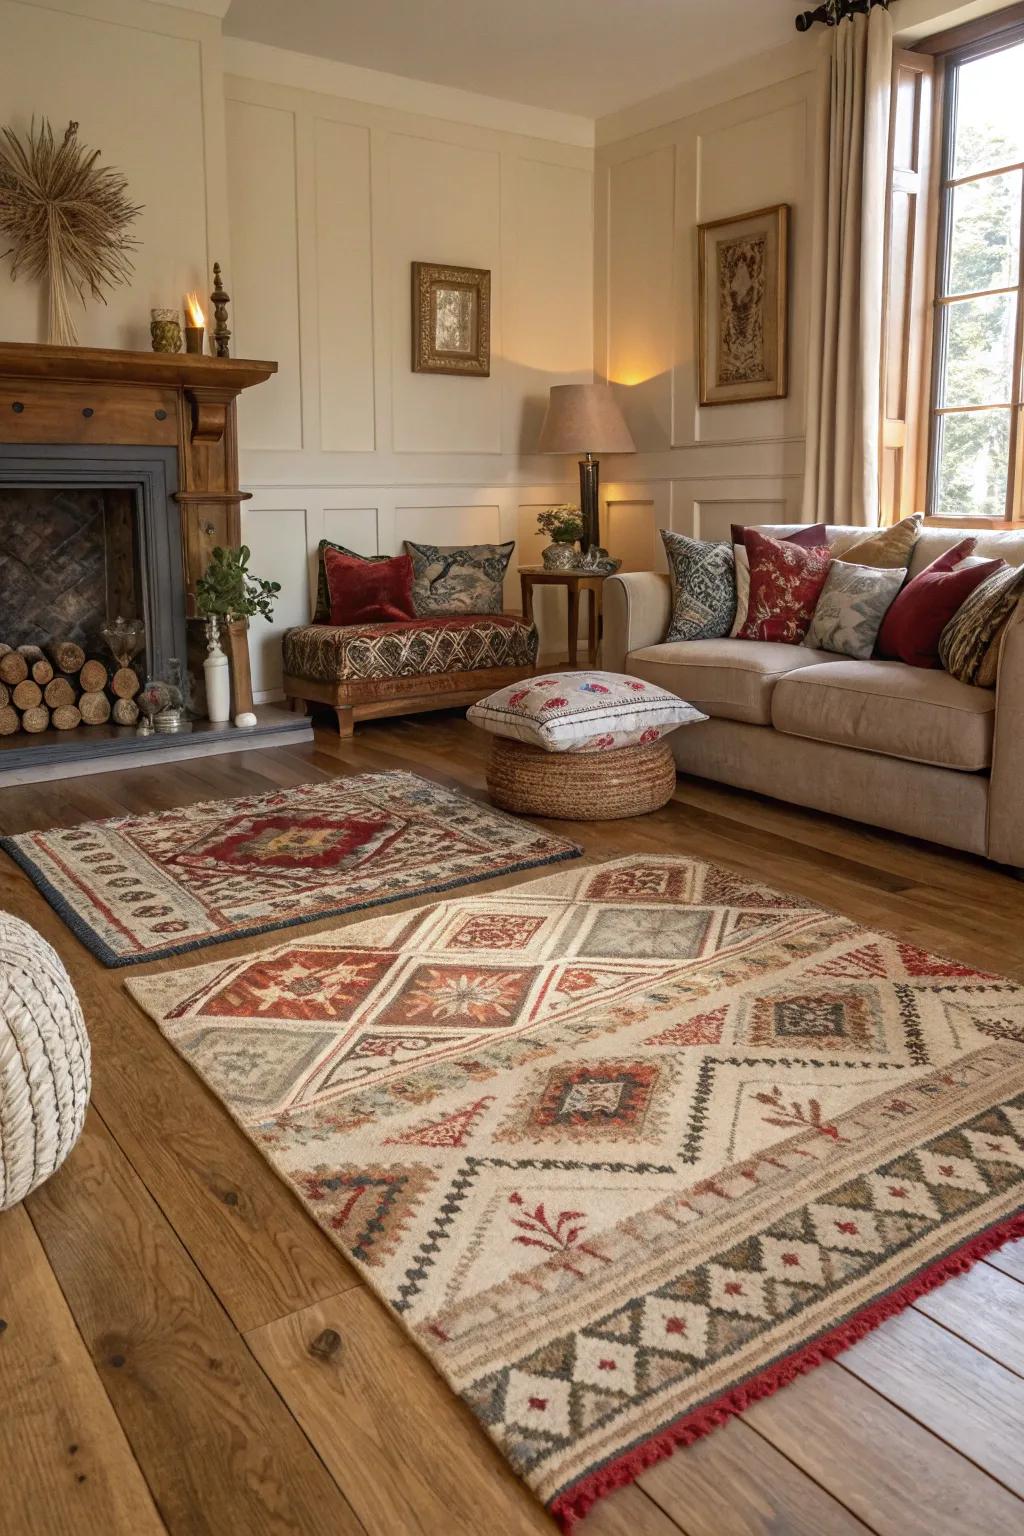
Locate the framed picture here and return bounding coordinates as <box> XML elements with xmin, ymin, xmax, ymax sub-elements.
<box><xmin>697</xmin><ymin>204</ymin><xmax>789</xmax><ymax>406</ymax></box>
<box><xmin>411</xmin><ymin>262</ymin><xmax>491</xmax><ymax>377</ymax></box>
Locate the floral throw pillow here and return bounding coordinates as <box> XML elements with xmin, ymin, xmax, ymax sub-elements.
<box><xmin>730</xmin><ymin>523</ymin><xmax>828</xmax><ymax>635</ymax></box>
<box><xmin>803</xmin><ymin>561</ymin><xmax>906</xmax><ymax>659</ymax></box>
<box><xmin>405</xmin><ymin>540</ymin><xmax>514</xmax><ymax>616</ymax></box>
<box><xmin>467</xmin><ymin>671</ymin><xmax>707</xmax><ymax>753</ymax></box>
<box><xmin>661</xmin><ymin>530</ymin><xmax>737</xmax><ymax>641</ymax></box>
<box><xmin>737</xmin><ymin>529</ymin><xmax>833</xmax><ymax>644</ymax></box>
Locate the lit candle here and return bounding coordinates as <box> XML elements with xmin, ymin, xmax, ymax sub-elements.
<box><xmin>183</xmin><ymin>292</ymin><xmax>206</xmax><ymax>354</ymax></box>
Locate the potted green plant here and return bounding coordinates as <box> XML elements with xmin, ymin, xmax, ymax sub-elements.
<box><xmin>536</xmin><ymin>504</ymin><xmax>584</xmax><ymax>570</ymax></box>
<box><xmin>195</xmin><ymin>545</ymin><xmax>281</xmax><ymax>722</ymax></box>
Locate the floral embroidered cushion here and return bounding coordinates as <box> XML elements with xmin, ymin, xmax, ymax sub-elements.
<box><xmin>736</xmin><ymin>529</ymin><xmax>833</xmax><ymax>645</ymax></box>
<box><xmin>730</xmin><ymin>523</ymin><xmax>828</xmax><ymax>635</ymax></box>
<box><xmin>324</xmin><ymin>548</ymin><xmax>416</xmax><ymax>626</ymax></box>
<box><xmin>660</xmin><ymin>530</ymin><xmax>737</xmax><ymax>641</ymax></box>
<box><xmin>876</xmin><ymin>538</ymin><xmax>1005</xmax><ymax>669</ymax></box>
<box><xmin>404</xmin><ymin>540</ymin><xmax>515</xmax><ymax>616</ymax></box>
<box><xmin>938</xmin><ymin>562</ymin><xmax>1024</xmax><ymax>685</ymax></box>
<box><xmin>468</xmin><ymin>671</ymin><xmax>707</xmax><ymax>753</ymax></box>
<box><xmin>803</xmin><ymin>561</ymin><xmax>906</xmax><ymax>659</ymax></box>
<box><xmin>313</xmin><ymin>540</ymin><xmax>390</xmax><ymax>623</ymax></box>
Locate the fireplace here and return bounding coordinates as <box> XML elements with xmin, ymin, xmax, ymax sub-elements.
<box><xmin>0</xmin><ymin>445</ymin><xmax>187</xmax><ymax>684</ymax></box>
<box><xmin>0</xmin><ymin>341</ymin><xmax>310</xmax><ymax>781</ymax></box>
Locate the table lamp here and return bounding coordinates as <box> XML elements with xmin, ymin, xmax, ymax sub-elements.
<box><xmin>537</xmin><ymin>384</ymin><xmax>636</xmax><ymax>553</ymax></box>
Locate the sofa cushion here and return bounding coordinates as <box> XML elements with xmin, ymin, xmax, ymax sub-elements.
<box><xmin>830</xmin><ymin>514</ymin><xmax>922</xmax><ymax>569</ymax></box>
<box><xmin>626</xmin><ymin>638</ymin><xmax>840</xmax><ymax>725</ymax></box>
<box><xmin>404</xmin><ymin>540</ymin><xmax>514</xmax><ymax>616</ymax></box>
<box><xmin>283</xmin><ymin>614</ymin><xmax>537</xmax><ymax>684</ymax></box>
<box><xmin>771</xmin><ymin>660</ymin><xmax>995</xmax><ymax>771</ymax></box>
<box><xmin>737</xmin><ymin>529</ymin><xmax>833</xmax><ymax>644</ymax></box>
<box><xmin>324</xmin><ymin>547</ymin><xmax>416</xmax><ymax>625</ymax></box>
<box><xmin>939</xmin><ymin>563</ymin><xmax>1024</xmax><ymax>685</ymax></box>
<box><xmin>661</xmin><ymin>529</ymin><xmax>737</xmax><ymax>641</ymax></box>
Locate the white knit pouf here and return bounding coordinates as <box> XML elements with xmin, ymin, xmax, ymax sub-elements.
<box><xmin>0</xmin><ymin>913</ymin><xmax>90</xmax><ymax>1209</ymax></box>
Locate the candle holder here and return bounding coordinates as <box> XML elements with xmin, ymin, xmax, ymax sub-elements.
<box><xmin>184</xmin><ymin>325</ymin><xmax>205</xmax><ymax>354</ymax></box>
<box><xmin>150</xmin><ymin>308</ymin><xmax>182</xmax><ymax>353</ymax></box>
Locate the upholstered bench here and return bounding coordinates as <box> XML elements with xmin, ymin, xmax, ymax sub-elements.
<box><xmin>283</xmin><ymin>613</ymin><xmax>538</xmax><ymax>736</ymax></box>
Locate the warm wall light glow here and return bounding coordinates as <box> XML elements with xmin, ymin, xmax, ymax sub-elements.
<box><xmin>184</xmin><ymin>291</ymin><xmax>205</xmax><ymax>326</ymax></box>
<box><xmin>606</xmin><ymin>368</ymin><xmax>660</xmax><ymax>387</ymax></box>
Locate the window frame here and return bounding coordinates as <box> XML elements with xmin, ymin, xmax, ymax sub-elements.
<box><xmin>922</xmin><ymin>18</ymin><xmax>1024</xmax><ymax>525</ymax></box>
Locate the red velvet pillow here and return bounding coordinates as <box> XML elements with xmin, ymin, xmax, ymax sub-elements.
<box><xmin>731</xmin><ymin>522</ymin><xmax>828</xmax><ymax>550</ymax></box>
<box><xmin>324</xmin><ymin>548</ymin><xmax>416</xmax><ymax>625</ymax></box>
<box><xmin>737</xmin><ymin>528</ymin><xmax>833</xmax><ymax>644</ymax></box>
<box><xmin>876</xmin><ymin>537</ymin><xmax>1001</xmax><ymax>668</ymax></box>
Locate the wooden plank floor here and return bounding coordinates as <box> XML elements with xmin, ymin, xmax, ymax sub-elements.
<box><xmin>2</xmin><ymin>710</ymin><xmax>1023</xmax><ymax>1536</ymax></box>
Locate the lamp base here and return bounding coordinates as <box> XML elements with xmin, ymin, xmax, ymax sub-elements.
<box><xmin>578</xmin><ymin>455</ymin><xmax>600</xmax><ymax>554</ymax></box>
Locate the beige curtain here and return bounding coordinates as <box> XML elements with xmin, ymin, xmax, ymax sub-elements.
<box><xmin>802</xmin><ymin>7</ymin><xmax>893</xmax><ymax>527</ymax></box>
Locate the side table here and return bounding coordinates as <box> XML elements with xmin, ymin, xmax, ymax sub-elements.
<box><xmin>519</xmin><ymin>567</ymin><xmax>609</xmax><ymax>668</ymax></box>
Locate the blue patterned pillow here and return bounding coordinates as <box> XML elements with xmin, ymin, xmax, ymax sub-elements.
<box><xmin>660</xmin><ymin>530</ymin><xmax>737</xmax><ymax>642</ymax></box>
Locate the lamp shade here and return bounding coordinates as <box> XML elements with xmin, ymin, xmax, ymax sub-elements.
<box><xmin>537</xmin><ymin>384</ymin><xmax>636</xmax><ymax>455</ymax></box>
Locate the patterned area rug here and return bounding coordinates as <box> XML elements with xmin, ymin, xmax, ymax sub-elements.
<box><xmin>1</xmin><ymin>773</ymin><xmax>579</xmax><ymax>967</ymax></box>
<box><xmin>127</xmin><ymin>856</ymin><xmax>1024</xmax><ymax>1527</ymax></box>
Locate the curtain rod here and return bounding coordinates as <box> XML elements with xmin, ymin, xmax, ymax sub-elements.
<box><xmin>795</xmin><ymin>0</ymin><xmax>890</xmax><ymax>32</ymax></box>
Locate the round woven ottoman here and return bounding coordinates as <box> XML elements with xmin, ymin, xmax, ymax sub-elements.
<box><xmin>0</xmin><ymin>913</ymin><xmax>90</xmax><ymax>1209</ymax></box>
<box><xmin>486</xmin><ymin>736</ymin><xmax>678</xmax><ymax>820</ymax></box>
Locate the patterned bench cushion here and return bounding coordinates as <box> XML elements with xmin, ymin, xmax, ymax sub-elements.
<box><xmin>283</xmin><ymin>614</ymin><xmax>538</xmax><ymax>684</ymax></box>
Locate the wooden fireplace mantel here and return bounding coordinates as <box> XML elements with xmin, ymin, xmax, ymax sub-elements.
<box><xmin>0</xmin><ymin>341</ymin><xmax>276</xmax><ymax>391</ymax></box>
<box><xmin>0</xmin><ymin>341</ymin><xmax>277</xmax><ymax>607</ymax></box>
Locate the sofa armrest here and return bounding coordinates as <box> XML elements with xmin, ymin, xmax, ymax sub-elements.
<box><xmin>988</xmin><ymin>617</ymin><xmax>1024</xmax><ymax>867</ymax></box>
<box><xmin>603</xmin><ymin>573</ymin><xmax>671</xmax><ymax>674</ymax></box>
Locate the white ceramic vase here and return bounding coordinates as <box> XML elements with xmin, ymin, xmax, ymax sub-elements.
<box><xmin>203</xmin><ymin>619</ymin><xmax>231</xmax><ymax>723</ymax></box>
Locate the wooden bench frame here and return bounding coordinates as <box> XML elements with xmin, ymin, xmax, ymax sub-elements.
<box><xmin>283</xmin><ymin>664</ymin><xmax>534</xmax><ymax>737</ymax></box>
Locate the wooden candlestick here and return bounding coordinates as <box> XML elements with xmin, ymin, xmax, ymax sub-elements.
<box><xmin>210</xmin><ymin>262</ymin><xmax>231</xmax><ymax>358</ymax></box>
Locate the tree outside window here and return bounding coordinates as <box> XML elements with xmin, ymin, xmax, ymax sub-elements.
<box><xmin>930</xmin><ymin>38</ymin><xmax>1024</xmax><ymax>519</ymax></box>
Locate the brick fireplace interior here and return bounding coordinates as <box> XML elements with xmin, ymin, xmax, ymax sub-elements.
<box><xmin>1</xmin><ymin>486</ymin><xmax>140</xmax><ymax>655</ymax></box>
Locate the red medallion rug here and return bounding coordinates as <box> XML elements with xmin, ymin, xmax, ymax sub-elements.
<box><xmin>0</xmin><ymin>772</ymin><xmax>579</xmax><ymax>966</ymax></box>
<box><xmin>127</xmin><ymin>856</ymin><xmax>1024</xmax><ymax>1527</ymax></box>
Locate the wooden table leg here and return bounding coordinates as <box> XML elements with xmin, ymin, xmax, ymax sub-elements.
<box><xmin>567</xmin><ymin>584</ymin><xmax>579</xmax><ymax>667</ymax></box>
<box><xmin>587</xmin><ymin>585</ymin><xmax>600</xmax><ymax>666</ymax></box>
<box><xmin>520</xmin><ymin>575</ymin><xmax>535</xmax><ymax>625</ymax></box>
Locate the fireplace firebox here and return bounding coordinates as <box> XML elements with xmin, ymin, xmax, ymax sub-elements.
<box><xmin>0</xmin><ymin>446</ymin><xmax>187</xmax><ymax>684</ymax></box>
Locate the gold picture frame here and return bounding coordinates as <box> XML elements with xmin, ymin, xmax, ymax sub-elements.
<box><xmin>697</xmin><ymin>204</ymin><xmax>789</xmax><ymax>406</ymax></box>
<box><xmin>411</xmin><ymin>262</ymin><xmax>491</xmax><ymax>377</ymax></box>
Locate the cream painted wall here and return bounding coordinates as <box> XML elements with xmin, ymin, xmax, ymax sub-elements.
<box><xmin>222</xmin><ymin>57</ymin><xmax>595</xmax><ymax>690</ymax></box>
<box><xmin>593</xmin><ymin>65</ymin><xmax>818</xmax><ymax>574</ymax></box>
<box><xmin>0</xmin><ymin>0</ymin><xmax>228</xmax><ymax>350</ymax></box>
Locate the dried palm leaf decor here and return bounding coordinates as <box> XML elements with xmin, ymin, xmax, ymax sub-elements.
<box><xmin>0</xmin><ymin>118</ymin><xmax>141</xmax><ymax>346</ymax></box>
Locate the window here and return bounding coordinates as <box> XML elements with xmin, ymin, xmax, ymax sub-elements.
<box><xmin>928</xmin><ymin>31</ymin><xmax>1024</xmax><ymax>520</ymax></box>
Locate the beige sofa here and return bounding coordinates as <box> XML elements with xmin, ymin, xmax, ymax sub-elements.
<box><xmin>603</xmin><ymin>525</ymin><xmax>1024</xmax><ymax>867</ymax></box>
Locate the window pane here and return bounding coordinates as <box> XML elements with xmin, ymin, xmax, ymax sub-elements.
<box><xmin>934</xmin><ymin>408</ymin><xmax>1011</xmax><ymax>517</ymax></box>
<box><xmin>952</xmin><ymin>42</ymin><xmax>1024</xmax><ymax>178</ymax></box>
<box><xmin>939</xmin><ymin>292</ymin><xmax>1017</xmax><ymax>405</ymax></box>
<box><xmin>946</xmin><ymin>170</ymin><xmax>1022</xmax><ymax>295</ymax></box>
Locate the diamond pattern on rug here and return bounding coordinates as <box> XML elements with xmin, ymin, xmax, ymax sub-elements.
<box><xmin>372</xmin><ymin>963</ymin><xmax>540</xmax><ymax>1031</ymax></box>
<box><xmin>128</xmin><ymin>856</ymin><xmax>1024</xmax><ymax>1531</ymax></box>
<box><xmin>1</xmin><ymin>772</ymin><xmax>580</xmax><ymax>966</ymax></box>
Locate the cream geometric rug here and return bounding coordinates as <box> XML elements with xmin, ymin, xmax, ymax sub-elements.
<box><xmin>128</xmin><ymin>856</ymin><xmax>1024</xmax><ymax>1527</ymax></box>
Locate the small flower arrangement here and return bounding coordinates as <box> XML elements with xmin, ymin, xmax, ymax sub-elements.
<box><xmin>536</xmin><ymin>504</ymin><xmax>584</xmax><ymax>545</ymax></box>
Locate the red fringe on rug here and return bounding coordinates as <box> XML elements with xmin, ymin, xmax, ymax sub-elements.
<box><xmin>549</xmin><ymin>1211</ymin><xmax>1024</xmax><ymax>1530</ymax></box>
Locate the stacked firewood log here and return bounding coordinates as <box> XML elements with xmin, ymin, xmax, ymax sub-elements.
<box><xmin>0</xmin><ymin>642</ymin><xmax>141</xmax><ymax>736</ymax></box>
